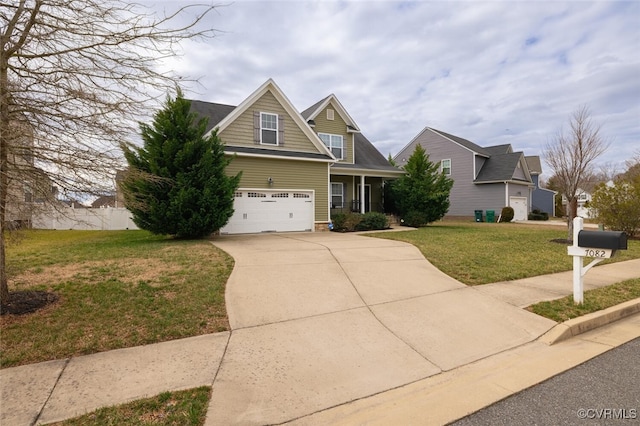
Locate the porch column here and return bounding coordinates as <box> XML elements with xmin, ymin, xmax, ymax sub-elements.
<box><xmin>360</xmin><ymin>175</ymin><xmax>365</xmax><ymax>214</ymax></box>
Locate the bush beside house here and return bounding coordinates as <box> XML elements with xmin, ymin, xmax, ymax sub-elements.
<box><xmin>499</xmin><ymin>206</ymin><xmax>514</xmax><ymax>222</ymax></box>
<box><xmin>388</xmin><ymin>145</ymin><xmax>453</xmax><ymax>227</ymax></box>
<box><xmin>528</xmin><ymin>209</ymin><xmax>549</xmax><ymax>221</ymax></box>
<box><xmin>331</xmin><ymin>212</ymin><xmax>389</xmax><ymax>232</ymax></box>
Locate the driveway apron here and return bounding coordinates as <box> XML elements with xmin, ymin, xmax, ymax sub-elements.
<box><xmin>207</xmin><ymin>232</ymin><xmax>555</xmax><ymax>425</ymax></box>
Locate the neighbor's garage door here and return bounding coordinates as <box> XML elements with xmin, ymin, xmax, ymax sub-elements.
<box><xmin>510</xmin><ymin>196</ymin><xmax>528</xmax><ymax>221</ymax></box>
<box><xmin>220</xmin><ymin>190</ymin><xmax>314</xmax><ymax>234</ymax></box>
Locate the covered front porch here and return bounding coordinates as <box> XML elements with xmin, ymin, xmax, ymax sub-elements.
<box><xmin>329</xmin><ymin>167</ymin><xmax>404</xmax><ymax>215</ymax></box>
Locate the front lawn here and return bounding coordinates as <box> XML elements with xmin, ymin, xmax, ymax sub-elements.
<box><xmin>370</xmin><ymin>221</ymin><xmax>640</xmax><ymax>285</ymax></box>
<box><xmin>527</xmin><ymin>278</ymin><xmax>640</xmax><ymax>322</ymax></box>
<box><xmin>1</xmin><ymin>230</ymin><xmax>233</xmax><ymax>368</ymax></box>
<box><xmin>48</xmin><ymin>387</ymin><xmax>211</xmax><ymax>426</ymax></box>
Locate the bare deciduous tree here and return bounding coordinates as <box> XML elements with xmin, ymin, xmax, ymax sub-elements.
<box><xmin>1</xmin><ymin>0</ymin><xmax>219</xmax><ymax>305</ymax></box>
<box><xmin>544</xmin><ymin>105</ymin><xmax>609</xmax><ymax>240</ymax></box>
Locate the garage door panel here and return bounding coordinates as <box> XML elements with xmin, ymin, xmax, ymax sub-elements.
<box><xmin>220</xmin><ymin>190</ymin><xmax>314</xmax><ymax>234</ymax></box>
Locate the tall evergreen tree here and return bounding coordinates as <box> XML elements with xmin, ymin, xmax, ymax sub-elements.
<box><xmin>121</xmin><ymin>90</ymin><xmax>240</xmax><ymax>238</ymax></box>
<box><xmin>392</xmin><ymin>144</ymin><xmax>453</xmax><ymax>227</ymax></box>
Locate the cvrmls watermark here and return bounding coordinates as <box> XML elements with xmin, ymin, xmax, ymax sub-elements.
<box><xmin>577</xmin><ymin>408</ymin><xmax>637</xmax><ymax>420</ymax></box>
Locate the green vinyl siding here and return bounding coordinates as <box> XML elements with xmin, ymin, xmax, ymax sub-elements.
<box><xmin>313</xmin><ymin>102</ymin><xmax>354</xmax><ymax>164</ymax></box>
<box><xmin>225</xmin><ymin>155</ymin><xmax>329</xmax><ymax>222</ymax></box>
<box><xmin>220</xmin><ymin>91</ymin><xmax>320</xmax><ymax>154</ymax></box>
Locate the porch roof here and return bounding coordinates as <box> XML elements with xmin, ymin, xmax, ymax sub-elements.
<box><xmin>332</xmin><ymin>133</ymin><xmax>404</xmax><ymax>177</ymax></box>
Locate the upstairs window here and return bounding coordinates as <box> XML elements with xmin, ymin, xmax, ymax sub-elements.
<box><xmin>261</xmin><ymin>112</ymin><xmax>278</xmax><ymax>145</ymax></box>
<box><xmin>319</xmin><ymin>133</ymin><xmax>344</xmax><ymax>160</ymax></box>
<box><xmin>441</xmin><ymin>159</ymin><xmax>452</xmax><ymax>175</ymax></box>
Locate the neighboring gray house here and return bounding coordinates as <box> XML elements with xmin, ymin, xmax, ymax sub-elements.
<box><xmin>525</xmin><ymin>156</ymin><xmax>556</xmax><ymax>216</ymax></box>
<box><xmin>394</xmin><ymin>127</ymin><xmax>534</xmax><ymax>221</ymax></box>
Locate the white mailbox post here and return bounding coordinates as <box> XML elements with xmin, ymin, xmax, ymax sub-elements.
<box><xmin>567</xmin><ymin>217</ymin><xmax>628</xmax><ymax>304</ymax></box>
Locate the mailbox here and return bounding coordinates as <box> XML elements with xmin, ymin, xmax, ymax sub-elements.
<box><xmin>577</xmin><ymin>230</ymin><xmax>627</xmax><ymax>250</ymax></box>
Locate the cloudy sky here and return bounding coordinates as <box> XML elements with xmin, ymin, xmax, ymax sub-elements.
<box><xmin>154</xmin><ymin>0</ymin><xmax>639</xmax><ymax>176</ymax></box>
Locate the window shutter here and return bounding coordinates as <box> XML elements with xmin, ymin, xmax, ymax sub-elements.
<box><xmin>278</xmin><ymin>115</ymin><xmax>284</xmax><ymax>146</ymax></box>
<box><xmin>253</xmin><ymin>111</ymin><xmax>260</xmax><ymax>144</ymax></box>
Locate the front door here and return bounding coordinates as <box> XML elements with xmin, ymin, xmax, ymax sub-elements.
<box><xmin>357</xmin><ymin>184</ymin><xmax>371</xmax><ymax>213</ymax></box>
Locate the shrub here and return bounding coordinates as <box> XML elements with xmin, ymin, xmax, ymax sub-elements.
<box><xmin>591</xmin><ymin>179</ymin><xmax>640</xmax><ymax>238</ymax></box>
<box><xmin>391</xmin><ymin>145</ymin><xmax>453</xmax><ymax>225</ymax></box>
<box><xmin>402</xmin><ymin>210</ymin><xmax>430</xmax><ymax>228</ymax></box>
<box><xmin>356</xmin><ymin>212</ymin><xmax>389</xmax><ymax>231</ymax></box>
<box><xmin>331</xmin><ymin>212</ymin><xmax>363</xmax><ymax>232</ymax></box>
<box><xmin>121</xmin><ymin>91</ymin><xmax>240</xmax><ymax>238</ymax></box>
<box><xmin>499</xmin><ymin>206</ymin><xmax>514</xmax><ymax>222</ymax></box>
<box><xmin>528</xmin><ymin>209</ymin><xmax>549</xmax><ymax>221</ymax></box>
<box><xmin>332</xmin><ymin>212</ymin><xmax>389</xmax><ymax>232</ymax></box>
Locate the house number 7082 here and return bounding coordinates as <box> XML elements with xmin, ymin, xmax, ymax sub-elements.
<box><xmin>584</xmin><ymin>249</ymin><xmax>606</xmax><ymax>258</ymax></box>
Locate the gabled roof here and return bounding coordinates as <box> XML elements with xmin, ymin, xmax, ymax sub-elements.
<box><xmin>475</xmin><ymin>152</ymin><xmax>532</xmax><ymax>184</ymax></box>
<box><xmin>91</xmin><ymin>195</ymin><xmax>116</xmax><ymax>208</ymax></box>
<box><xmin>428</xmin><ymin>128</ymin><xmax>492</xmax><ymax>157</ymax></box>
<box><xmin>301</xmin><ymin>94</ymin><xmax>361</xmax><ymax>133</ymax></box>
<box><xmin>188</xmin><ymin>101</ymin><xmax>235</xmax><ymax>134</ymax></box>
<box><xmin>302</xmin><ymin>94</ymin><xmax>402</xmax><ymax>176</ymax></box>
<box><xmin>484</xmin><ymin>144</ymin><xmax>513</xmax><ymax>155</ymax></box>
<box><xmin>525</xmin><ymin>156</ymin><xmax>543</xmax><ymax>174</ymax></box>
<box><xmin>193</xmin><ymin>79</ymin><xmax>334</xmax><ymax>160</ymax></box>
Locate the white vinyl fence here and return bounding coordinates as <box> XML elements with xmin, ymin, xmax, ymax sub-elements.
<box><xmin>33</xmin><ymin>207</ymin><xmax>139</xmax><ymax>230</ymax></box>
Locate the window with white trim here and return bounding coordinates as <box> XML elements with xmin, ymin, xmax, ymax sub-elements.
<box><xmin>319</xmin><ymin>133</ymin><xmax>344</xmax><ymax>159</ymax></box>
<box><xmin>441</xmin><ymin>159</ymin><xmax>452</xmax><ymax>175</ymax></box>
<box><xmin>261</xmin><ymin>112</ymin><xmax>278</xmax><ymax>145</ymax></box>
<box><xmin>331</xmin><ymin>183</ymin><xmax>344</xmax><ymax>208</ymax></box>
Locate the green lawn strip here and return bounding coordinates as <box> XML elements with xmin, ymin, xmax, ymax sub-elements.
<box><xmin>526</xmin><ymin>278</ymin><xmax>640</xmax><ymax>322</ymax></box>
<box><xmin>369</xmin><ymin>221</ymin><xmax>640</xmax><ymax>285</ymax></box>
<box><xmin>1</xmin><ymin>230</ymin><xmax>233</xmax><ymax>368</ymax></box>
<box><xmin>47</xmin><ymin>386</ymin><xmax>211</xmax><ymax>426</ymax></box>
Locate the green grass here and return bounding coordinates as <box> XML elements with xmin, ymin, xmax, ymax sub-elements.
<box><xmin>1</xmin><ymin>230</ymin><xmax>233</xmax><ymax>368</ymax></box>
<box><xmin>370</xmin><ymin>221</ymin><xmax>640</xmax><ymax>285</ymax></box>
<box><xmin>48</xmin><ymin>387</ymin><xmax>211</xmax><ymax>426</ymax></box>
<box><xmin>527</xmin><ymin>278</ymin><xmax>640</xmax><ymax>322</ymax></box>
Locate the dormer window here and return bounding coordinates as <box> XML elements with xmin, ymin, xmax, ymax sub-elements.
<box><xmin>261</xmin><ymin>112</ymin><xmax>278</xmax><ymax>145</ymax></box>
<box><xmin>319</xmin><ymin>133</ymin><xmax>344</xmax><ymax>159</ymax></box>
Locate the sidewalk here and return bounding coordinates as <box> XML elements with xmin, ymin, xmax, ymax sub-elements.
<box><xmin>288</xmin><ymin>313</ymin><xmax>640</xmax><ymax>425</ymax></box>
<box><xmin>1</xmin><ymin>233</ymin><xmax>638</xmax><ymax>426</ymax></box>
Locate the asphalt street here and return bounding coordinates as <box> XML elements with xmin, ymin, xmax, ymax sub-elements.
<box><xmin>451</xmin><ymin>338</ymin><xmax>640</xmax><ymax>426</ymax></box>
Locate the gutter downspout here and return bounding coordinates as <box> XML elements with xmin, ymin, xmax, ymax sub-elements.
<box><xmin>505</xmin><ymin>182</ymin><xmax>509</xmax><ymax>206</ymax></box>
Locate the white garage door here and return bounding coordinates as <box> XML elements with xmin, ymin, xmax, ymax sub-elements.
<box><xmin>510</xmin><ymin>196</ymin><xmax>528</xmax><ymax>221</ymax></box>
<box><xmin>220</xmin><ymin>190</ymin><xmax>314</xmax><ymax>234</ymax></box>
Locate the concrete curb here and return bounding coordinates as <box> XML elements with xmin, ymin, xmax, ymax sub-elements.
<box><xmin>539</xmin><ymin>298</ymin><xmax>640</xmax><ymax>345</ymax></box>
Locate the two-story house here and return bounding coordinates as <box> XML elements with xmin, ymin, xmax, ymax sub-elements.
<box><xmin>189</xmin><ymin>79</ymin><xmax>402</xmax><ymax>234</ymax></box>
<box><xmin>394</xmin><ymin>127</ymin><xmax>534</xmax><ymax>221</ymax></box>
<box><xmin>3</xmin><ymin>114</ymin><xmax>56</xmax><ymax>228</ymax></box>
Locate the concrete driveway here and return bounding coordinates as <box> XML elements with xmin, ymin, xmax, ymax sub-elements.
<box><xmin>206</xmin><ymin>232</ymin><xmax>555</xmax><ymax>425</ymax></box>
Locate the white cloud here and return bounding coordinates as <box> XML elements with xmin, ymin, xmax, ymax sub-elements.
<box><xmin>150</xmin><ymin>0</ymin><xmax>639</xmax><ymax>174</ymax></box>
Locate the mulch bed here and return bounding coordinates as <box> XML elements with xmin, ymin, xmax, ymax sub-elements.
<box><xmin>0</xmin><ymin>291</ymin><xmax>58</xmax><ymax>315</ymax></box>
